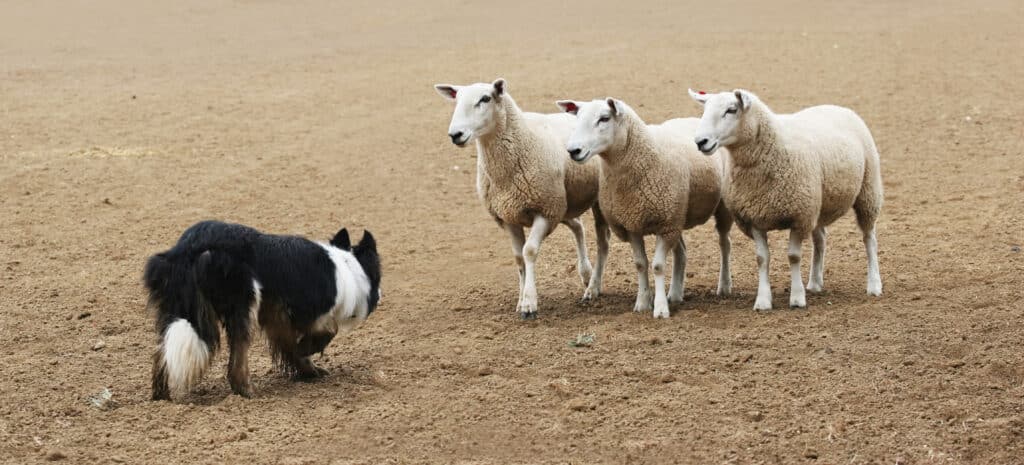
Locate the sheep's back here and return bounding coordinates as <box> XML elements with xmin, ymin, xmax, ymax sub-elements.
<box><xmin>779</xmin><ymin>105</ymin><xmax>870</xmax><ymax>227</ymax></box>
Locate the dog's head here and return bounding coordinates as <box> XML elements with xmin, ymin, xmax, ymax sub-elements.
<box><xmin>331</xmin><ymin>228</ymin><xmax>382</xmax><ymax>316</ymax></box>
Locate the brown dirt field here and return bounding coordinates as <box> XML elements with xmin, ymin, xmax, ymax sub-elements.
<box><xmin>2</xmin><ymin>1</ymin><xmax>1023</xmax><ymax>463</ymax></box>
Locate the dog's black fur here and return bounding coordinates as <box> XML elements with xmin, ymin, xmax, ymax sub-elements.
<box><xmin>143</xmin><ymin>220</ymin><xmax>381</xmax><ymax>400</ymax></box>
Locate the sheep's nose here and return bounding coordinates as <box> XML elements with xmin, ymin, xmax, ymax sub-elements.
<box><xmin>695</xmin><ymin>138</ymin><xmax>709</xmax><ymax>150</ymax></box>
<box><xmin>568</xmin><ymin>148</ymin><xmax>582</xmax><ymax>158</ymax></box>
<box><xmin>449</xmin><ymin>131</ymin><xmax>464</xmax><ymax>144</ymax></box>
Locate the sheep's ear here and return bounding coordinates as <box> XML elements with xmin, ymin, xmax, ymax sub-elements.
<box><xmin>330</xmin><ymin>228</ymin><xmax>352</xmax><ymax>250</ymax></box>
<box><xmin>434</xmin><ymin>84</ymin><xmax>459</xmax><ymax>101</ymax></box>
<box><xmin>492</xmin><ymin>78</ymin><xmax>507</xmax><ymax>98</ymax></box>
<box><xmin>606</xmin><ymin>98</ymin><xmax>619</xmax><ymax>116</ymax></box>
<box><xmin>555</xmin><ymin>100</ymin><xmax>579</xmax><ymax>115</ymax></box>
<box><xmin>733</xmin><ymin>89</ymin><xmax>751</xmax><ymax>110</ymax></box>
<box><xmin>688</xmin><ymin>88</ymin><xmax>710</xmax><ymax>105</ymax></box>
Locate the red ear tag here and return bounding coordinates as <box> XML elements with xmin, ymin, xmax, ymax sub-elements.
<box><xmin>698</xmin><ymin>91</ymin><xmax>706</xmax><ymax>95</ymax></box>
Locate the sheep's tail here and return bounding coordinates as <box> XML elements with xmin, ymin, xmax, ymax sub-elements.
<box><xmin>144</xmin><ymin>251</ymin><xmax>229</xmax><ymax>399</ymax></box>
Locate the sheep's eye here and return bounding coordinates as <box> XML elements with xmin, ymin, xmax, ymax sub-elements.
<box><xmin>724</xmin><ymin>107</ymin><xmax>738</xmax><ymax>116</ymax></box>
<box><xmin>598</xmin><ymin>115</ymin><xmax>610</xmax><ymax>124</ymax></box>
<box><xmin>478</xmin><ymin>95</ymin><xmax>492</xmax><ymax>105</ymax></box>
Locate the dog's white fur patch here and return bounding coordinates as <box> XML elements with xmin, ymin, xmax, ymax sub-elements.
<box><xmin>313</xmin><ymin>243</ymin><xmax>371</xmax><ymax>335</ymax></box>
<box><xmin>250</xmin><ymin>279</ymin><xmax>262</xmax><ymax>325</ymax></box>
<box><xmin>162</xmin><ymin>318</ymin><xmax>211</xmax><ymax>396</ymax></box>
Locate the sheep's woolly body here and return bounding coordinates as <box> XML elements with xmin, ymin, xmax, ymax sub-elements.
<box><xmin>475</xmin><ymin>96</ymin><xmax>601</xmax><ymax>228</ymax></box>
<box><xmin>724</xmin><ymin>99</ymin><xmax>882</xmax><ymax>236</ymax></box>
<box><xmin>599</xmin><ymin>105</ymin><xmax>724</xmax><ymax>240</ymax></box>
<box><xmin>694</xmin><ymin>88</ymin><xmax>884</xmax><ymax>309</ymax></box>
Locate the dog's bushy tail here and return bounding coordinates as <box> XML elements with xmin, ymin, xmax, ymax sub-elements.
<box><xmin>144</xmin><ymin>249</ymin><xmax>255</xmax><ymax>399</ymax></box>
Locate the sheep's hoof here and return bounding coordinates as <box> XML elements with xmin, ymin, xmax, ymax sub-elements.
<box><xmin>716</xmin><ymin>282</ymin><xmax>732</xmax><ymax>296</ymax></box>
<box><xmin>807</xmin><ymin>283</ymin><xmax>824</xmax><ymax>294</ymax></box>
<box><xmin>753</xmin><ymin>298</ymin><xmax>773</xmax><ymax>311</ymax></box>
<box><xmin>653</xmin><ymin>307</ymin><xmax>671</xmax><ymax>319</ymax></box>
<box><xmin>633</xmin><ymin>293</ymin><xmax>653</xmax><ymax>313</ymax></box>
<box><xmin>789</xmin><ymin>297</ymin><xmax>807</xmax><ymax>309</ymax></box>
<box><xmin>580</xmin><ymin>288</ymin><xmax>599</xmax><ymax>303</ymax></box>
<box><xmin>519</xmin><ymin>311</ymin><xmax>538</xmax><ymax>320</ymax></box>
<box><xmin>668</xmin><ymin>294</ymin><xmax>684</xmax><ymax>305</ymax></box>
<box><xmin>578</xmin><ymin>265</ymin><xmax>593</xmax><ymax>287</ymax></box>
<box><xmin>866</xmin><ymin>282</ymin><xmax>882</xmax><ymax>296</ymax></box>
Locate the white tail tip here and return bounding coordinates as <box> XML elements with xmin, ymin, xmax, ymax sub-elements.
<box><xmin>161</xmin><ymin>319</ymin><xmax>211</xmax><ymax>397</ymax></box>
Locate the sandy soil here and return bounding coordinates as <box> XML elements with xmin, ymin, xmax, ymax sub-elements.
<box><xmin>1</xmin><ymin>0</ymin><xmax>1023</xmax><ymax>463</ymax></box>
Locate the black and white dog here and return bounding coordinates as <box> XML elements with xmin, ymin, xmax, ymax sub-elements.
<box><xmin>143</xmin><ymin>220</ymin><xmax>381</xmax><ymax>400</ymax></box>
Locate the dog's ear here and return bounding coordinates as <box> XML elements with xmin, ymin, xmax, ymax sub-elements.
<box><xmin>330</xmin><ymin>228</ymin><xmax>351</xmax><ymax>250</ymax></box>
<box><xmin>357</xmin><ymin>230</ymin><xmax>377</xmax><ymax>252</ymax></box>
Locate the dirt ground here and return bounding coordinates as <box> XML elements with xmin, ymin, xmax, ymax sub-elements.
<box><xmin>1</xmin><ymin>0</ymin><xmax>1022</xmax><ymax>463</ymax></box>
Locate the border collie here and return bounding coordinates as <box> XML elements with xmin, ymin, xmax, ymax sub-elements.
<box><xmin>142</xmin><ymin>220</ymin><xmax>381</xmax><ymax>400</ymax></box>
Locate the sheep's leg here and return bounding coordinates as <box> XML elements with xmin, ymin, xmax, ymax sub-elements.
<box><xmin>807</xmin><ymin>226</ymin><xmax>827</xmax><ymax>293</ymax></box>
<box><xmin>518</xmin><ymin>216</ymin><xmax>551</xmax><ymax>319</ymax></box>
<box><xmin>652</xmin><ymin>235</ymin><xmax>673</xmax><ymax>318</ymax></box>
<box><xmin>583</xmin><ymin>206</ymin><xmax>609</xmax><ymax>301</ymax></box>
<box><xmin>629</xmin><ymin>233</ymin><xmax>653</xmax><ymax>313</ymax></box>
<box><xmin>863</xmin><ymin>226</ymin><xmax>882</xmax><ymax>296</ymax></box>
<box><xmin>561</xmin><ymin>218</ymin><xmax>593</xmax><ymax>288</ymax></box>
<box><xmin>714</xmin><ymin>206</ymin><xmax>733</xmax><ymax>296</ymax></box>
<box><xmin>667</xmin><ymin>234</ymin><xmax>685</xmax><ymax>304</ymax></box>
<box><xmin>751</xmin><ymin>228</ymin><xmax>773</xmax><ymax>311</ymax></box>
<box><xmin>505</xmin><ymin>225</ymin><xmax>526</xmax><ymax>293</ymax></box>
<box><xmin>787</xmin><ymin>230</ymin><xmax>807</xmax><ymax>308</ymax></box>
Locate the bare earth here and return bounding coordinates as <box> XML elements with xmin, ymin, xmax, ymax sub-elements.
<box><xmin>1</xmin><ymin>1</ymin><xmax>1023</xmax><ymax>463</ymax></box>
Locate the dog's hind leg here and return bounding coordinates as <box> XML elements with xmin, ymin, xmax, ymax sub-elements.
<box><xmin>224</xmin><ymin>281</ymin><xmax>260</xmax><ymax>398</ymax></box>
<box><xmin>226</xmin><ymin>332</ymin><xmax>253</xmax><ymax>397</ymax></box>
<box><xmin>228</xmin><ymin>288</ymin><xmax>262</xmax><ymax>398</ymax></box>
<box><xmin>151</xmin><ymin>349</ymin><xmax>170</xmax><ymax>401</ymax></box>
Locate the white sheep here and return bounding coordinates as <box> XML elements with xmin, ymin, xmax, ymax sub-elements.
<box><xmin>688</xmin><ymin>88</ymin><xmax>884</xmax><ymax>310</ymax></box>
<box><xmin>434</xmin><ymin>79</ymin><xmax>610</xmax><ymax>319</ymax></box>
<box><xmin>555</xmin><ymin>98</ymin><xmax>733</xmax><ymax>319</ymax></box>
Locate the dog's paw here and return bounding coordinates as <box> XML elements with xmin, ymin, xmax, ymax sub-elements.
<box><xmin>231</xmin><ymin>385</ymin><xmax>254</xmax><ymax>398</ymax></box>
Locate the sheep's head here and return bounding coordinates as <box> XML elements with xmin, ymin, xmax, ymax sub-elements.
<box><xmin>557</xmin><ymin>98</ymin><xmax>626</xmax><ymax>163</ymax></box>
<box><xmin>689</xmin><ymin>88</ymin><xmax>753</xmax><ymax>155</ymax></box>
<box><xmin>433</xmin><ymin>79</ymin><xmax>507</xmax><ymax>147</ymax></box>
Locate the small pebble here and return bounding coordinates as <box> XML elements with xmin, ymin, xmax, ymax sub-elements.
<box><xmin>566</xmin><ymin>398</ymin><xmax>591</xmax><ymax>411</ymax></box>
<box><xmin>803</xmin><ymin>449</ymin><xmax>818</xmax><ymax>459</ymax></box>
<box><xmin>476</xmin><ymin>366</ymin><xmax>493</xmax><ymax>376</ymax></box>
<box><xmin>45</xmin><ymin>450</ymin><xmax>66</xmax><ymax>461</ymax></box>
<box><xmin>91</xmin><ymin>341</ymin><xmax>106</xmax><ymax>351</ymax></box>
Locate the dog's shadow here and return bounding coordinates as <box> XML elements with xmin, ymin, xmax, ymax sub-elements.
<box><xmin>181</xmin><ymin>358</ymin><xmax>383</xmax><ymax>405</ymax></box>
